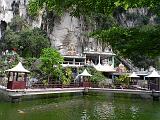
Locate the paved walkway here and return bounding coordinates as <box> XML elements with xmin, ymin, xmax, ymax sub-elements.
<box><xmin>0</xmin><ymin>85</ymin><xmax>160</xmax><ymax>98</ymax></box>
<box><xmin>89</xmin><ymin>88</ymin><xmax>154</xmax><ymax>95</ymax></box>
<box><xmin>6</xmin><ymin>87</ymin><xmax>85</xmax><ymax>97</ymax></box>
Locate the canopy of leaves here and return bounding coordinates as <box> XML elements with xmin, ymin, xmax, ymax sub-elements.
<box><xmin>39</xmin><ymin>48</ymin><xmax>64</xmax><ymax>81</ymax></box>
<box><xmin>19</xmin><ymin>28</ymin><xmax>50</xmax><ymax>57</ymax></box>
<box><xmin>28</xmin><ymin>0</ymin><xmax>160</xmax><ymax>17</ymax></box>
<box><xmin>40</xmin><ymin>48</ymin><xmax>63</xmax><ymax>68</ymax></box>
<box><xmin>84</xmin><ymin>67</ymin><xmax>106</xmax><ymax>83</ymax></box>
<box><xmin>28</xmin><ymin>0</ymin><xmax>160</xmax><ymax>68</ymax></box>
<box><xmin>2</xmin><ymin>29</ymin><xmax>20</xmax><ymax>50</ymax></box>
<box><xmin>2</xmin><ymin>27</ymin><xmax>50</xmax><ymax>58</ymax></box>
<box><xmin>61</xmin><ymin>68</ymin><xmax>73</xmax><ymax>85</ymax></box>
<box><xmin>9</xmin><ymin>16</ymin><xmax>29</xmax><ymax>32</ymax></box>
<box><xmin>115</xmin><ymin>74</ymin><xmax>129</xmax><ymax>85</ymax></box>
<box><xmin>0</xmin><ymin>51</ymin><xmax>20</xmax><ymax>77</ymax></box>
<box><xmin>92</xmin><ymin>25</ymin><xmax>160</xmax><ymax>68</ymax></box>
<box><xmin>0</xmin><ymin>16</ymin><xmax>50</xmax><ymax>58</ymax></box>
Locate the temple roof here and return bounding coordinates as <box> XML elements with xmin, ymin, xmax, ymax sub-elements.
<box><xmin>128</xmin><ymin>72</ymin><xmax>139</xmax><ymax>78</ymax></box>
<box><xmin>93</xmin><ymin>63</ymin><xmax>116</xmax><ymax>72</ymax></box>
<box><xmin>83</xmin><ymin>51</ymin><xmax>116</xmax><ymax>56</ymax></box>
<box><xmin>146</xmin><ymin>70</ymin><xmax>160</xmax><ymax>78</ymax></box>
<box><xmin>5</xmin><ymin>62</ymin><xmax>30</xmax><ymax>73</ymax></box>
<box><xmin>79</xmin><ymin>69</ymin><xmax>92</xmax><ymax>77</ymax></box>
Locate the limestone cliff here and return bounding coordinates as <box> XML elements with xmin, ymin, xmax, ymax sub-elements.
<box><xmin>0</xmin><ymin>0</ymin><xmax>112</xmax><ymax>56</ymax></box>
<box><xmin>0</xmin><ymin>0</ymin><xmax>158</xmax><ymax>58</ymax></box>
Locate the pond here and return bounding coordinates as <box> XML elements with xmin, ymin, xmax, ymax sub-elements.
<box><xmin>0</xmin><ymin>93</ymin><xmax>160</xmax><ymax>120</ymax></box>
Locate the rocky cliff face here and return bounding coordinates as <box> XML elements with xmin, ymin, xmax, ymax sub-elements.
<box><xmin>114</xmin><ymin>7</ymin><xmax>158</xmax><ymax>27</ymax></box>
<box><xmin>0</xmin><ymin>0</ymin><xmax>103</xmax><ymax>56</ymax></box>
<box><xmin>0</xmin><ymin>0</ymin><xmax>27</xmax><ymax>38</ymax></box>
<box><xmin>0</xmin><ymin>0</ymin><xmax>158</xmax><ymax>57</ymax></box>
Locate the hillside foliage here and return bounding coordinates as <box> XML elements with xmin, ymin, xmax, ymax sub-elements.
<box><xmin>28</xmin><ymin>0</ymin><xmax>160</xmax><ymax>68</ymax></box>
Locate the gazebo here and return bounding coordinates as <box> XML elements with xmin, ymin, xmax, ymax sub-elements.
<box><xmin>128</xmin><ymin>72</ymin><xmax>140</xmax><ymax>85</ymax></box>
<box><xmin>76</xmin><ymin>69</ymin><xmax>92</xmax><ymax>87</ymax></box>
<box><xmin>145</xmin><ymin>70</ymin><xmax>160</xmax><ymax>91</ymax></box>
<box><xmin>5</xmin><ymin>62</ymin><xmax>30</xmax><ymax>89</ymax></box>
<box><xmin>79</xmin><ymin>69</ymin><xmax>92</xmax><ymax>77</ymax></box>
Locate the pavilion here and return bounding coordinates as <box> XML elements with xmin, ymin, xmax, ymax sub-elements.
<box><xmin>5</xmin><ymin>62</ymin><xmax>30</xmax><ymax>89</ymax></box>
<box><xmin>128</xmin><ymin>72</ymin><xmax>140</xmax><ymax>85</ymax></box>
<box><xmin>76</xmin><ymin>69</ymin><xmax>92</xmax><ymax>87</ymax></box>
<box><xmin>145</xmin><ymin>70</ymin><xmax>160</xmax><ymax>91</ymax></box>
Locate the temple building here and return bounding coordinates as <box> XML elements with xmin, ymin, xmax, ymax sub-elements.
<box><xmin>83</xmin><ymin>45</ymin><xmax>116</xmax><ymax>72</ymax></box>
<box><xmin>59</xmin><ymin>42</ymin><xmax>117</xmax><ymax>79</ymax></box>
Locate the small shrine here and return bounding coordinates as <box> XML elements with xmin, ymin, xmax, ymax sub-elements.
<box><xmin>116</xmin><ymin>63</ymin><xmax>127</xmax><ymax>73</ymax></box>
<box><xmin>5</xmin><ymin>62</ymin><xmax>30</xmax><ymax>89</ymax></box>
<box><xmin>67</xmin><ymin>43</ymin><xmax>77</xmax><ymax>56</ymax></box>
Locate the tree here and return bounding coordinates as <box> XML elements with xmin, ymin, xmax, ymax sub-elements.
<box><xmin>39</xmin><ymin>48</ymin><xmax>64</xmax><ymax>83</ymax></box>
<box><xmin>28</xmin><ymin>0</ymin><xmax>160</xmax><ymax>68</ymax></box>
<box><xmin>0</xmin><ymin>15</ymin><xmax>50</xmax><ymax>58</ymax></box>
<box><xmin>28</xmin><ymin>0</ymin><xmax>160</xmax><ymax>17</ymax></box>
<box><xmin>2</xmin><ymin>29</ymin><xmax>20</xmax><ymax>50</ymax></box>
<box><xmin>87</xmin><ymin>67</ymin><xmax>106</xmax><ymax>84</ymax></box>
<box><xmin>9</xmin><ymin>15</ymin><xmax>29</xmax><ymax>32</ymax></box>
<box><xmin>18</xmin><ymin>28</ymin><xmax>50</xmax><ymax>57</ymax></box>
<box><xmin>115</xmin><ymin>74</ymin><xmax>130</xmax><ymax>87</ymax></box>
<box><xmin>92</xmin><ymin>25</ymin><xmax>160</xmax><ymax>68</ymax></box>
<box><xmin>1</xmin><ymin>27</ymin><xmax>50</xmax><ymax>58</ymax></box>
<box><xmin>62</xmin><ymin>68</ymin><xmax>73</xmax><ymax>85</ymax></box>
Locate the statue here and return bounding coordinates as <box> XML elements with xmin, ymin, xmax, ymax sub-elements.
<box><xmin>11</xmin><ymin>0</ymin><xmax>20</xmax><ymax>15</ymax></box>
<box><xmin>24</xmin><ymin>0</ymin><xmax>26</xmax><ymax>6</ymax></box>
<box><xmin>0</xmin><ymin>0</ymin><xmax>6</xmax><ymax>13</ymax></box>
<box><xmin>67</xmin><ymin>44</ymin><xmax>77</xmax><ymax>55</ymax></box>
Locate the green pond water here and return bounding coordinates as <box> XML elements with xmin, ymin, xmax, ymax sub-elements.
<box><xmin>0</xmin><ymin>93</ymin><xmax>160</xmax><ymax>120</ymax></box>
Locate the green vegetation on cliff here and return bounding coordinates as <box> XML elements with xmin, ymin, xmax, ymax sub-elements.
<box><xmin>28</xmin><ymin>0</ymin><xmax>160</xmax><ymax>16</ymax></box>
<box><xmin>1</xmin><ymin>16</ymin><xmax>50</xmax><ymax>58</ymax></box>
<box><xmin>28</xmin><ymin>0</ymin><xmax>160</xmax><ymax>68</ymax></box>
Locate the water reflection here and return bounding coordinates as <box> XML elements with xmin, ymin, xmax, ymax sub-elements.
<box><xmin>94</xmin><ymin>103</ymin><xmax>115</xmax><ymax>120</ymax></box>
<box><xmin>81</xmin><ymin>109</ymin><xmax>90</xmax><ymax>120</ymax></box>
<box><xmin>0</xmin><ymin>94</ymin><xmax>160</xmax><ymax>120</ymax></box>
<box><xmin>129</xmin><ymin>106</ymin><xmax>139</xmax><ymax>120</ymax></box>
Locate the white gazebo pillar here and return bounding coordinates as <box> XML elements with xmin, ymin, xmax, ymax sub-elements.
<box><xmin>84</xmin><ymin>54</ymin><xmax>86</xmax><ymax>65</ymax></box>
<box><xmin>112</xmin><ymin>56</ymin><xmax>115</xmax><ymax>68</ymax></box>
<box><xmin>98</xmin><ymin>55</ymin><xmax>101</xmax><ymax>64</ymax></box>
<box><xmin>73</xmin><ymin>58</ymin><xmax>75</xmax><ymax>65</ymax></box>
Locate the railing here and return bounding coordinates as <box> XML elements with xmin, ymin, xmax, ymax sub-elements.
<box><xmin>62</xmin><ymin>61</ymin><xmax>85</xmax><ymax>66</ymax></box>
<box><xmin>31</xmin><ymin>83</ymin><xmax>81</xmax><ymax>89</ymax></box>
<box><xmin>30</xmin><ymin>82</ymin><xmax>93</xmax><ymax>89</ymax></box>
<box><xmin>84</xmin><ymin>47</ymin><xmax>113</xmax><ymax>53</ymax></box>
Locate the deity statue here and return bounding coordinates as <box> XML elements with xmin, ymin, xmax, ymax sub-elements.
<box><xmin>67</xmin><ymin>44</ymin><xmax>77</xmax><ymax>55</ymax></box>
<box><xmin>11</xmin><ymin>0</ymin><xmax>20</xmax><ymax>15</ymax></box>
